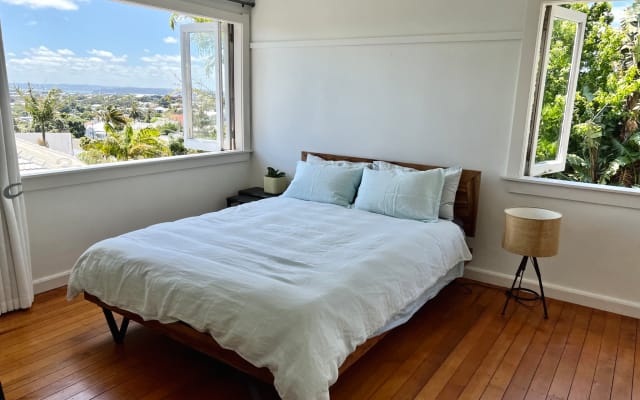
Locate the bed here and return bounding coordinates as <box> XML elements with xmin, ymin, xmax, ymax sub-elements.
<box><xmin>67</xmin><ymin>151</ymin><xmax>481</xmax><ymax>399</ymax></box>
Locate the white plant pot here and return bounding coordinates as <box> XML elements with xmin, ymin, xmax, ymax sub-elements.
<box><xmin>264</xmin><ymin>176</ymin><xmax>288</xmax><ymax>194</ymax></box>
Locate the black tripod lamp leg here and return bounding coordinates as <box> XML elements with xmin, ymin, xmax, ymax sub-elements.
<box><xmin>531</xmin><ymin>257</ymin><xmax>549</xmax><ymax>319</ymax></box>
<box><xmin>502</xmin><ymin>256</ymin><xmax>528</xmax><ymax>315</ymax></box>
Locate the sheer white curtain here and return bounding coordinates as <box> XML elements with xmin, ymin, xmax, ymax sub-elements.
<box><xmin>0</xmin><ymin>23</ymin><xmax>33</xmax><ymax>314</ymax></box>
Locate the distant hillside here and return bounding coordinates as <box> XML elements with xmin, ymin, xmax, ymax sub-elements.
<box><xmin>10</xmin><ymin>82</ymin><xmax>177</xmax><ymax>96</ymax></box>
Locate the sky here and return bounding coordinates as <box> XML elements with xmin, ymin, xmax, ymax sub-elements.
<box><xmin>0</xmin><ymin>0</ymin><xmax>184</xmax><ymax>89</ymax></box>
<box><xmin>610</xmin><ymin>0</ymin><xmax>634</xmax><ymax>25</ymax></box>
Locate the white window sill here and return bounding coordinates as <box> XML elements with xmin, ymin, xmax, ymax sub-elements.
<box><xmin>503</xmin><ymin>176</ymin><xmax>640</xmax><ymax>210</ymax></box>
<box><xmin>22</xmin><ymin>151</ymin><xmax>251</xmax><ymax>193</ymax></box>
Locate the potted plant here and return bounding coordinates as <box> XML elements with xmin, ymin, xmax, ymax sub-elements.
<box><xmin>264</xmin><ymin>167</ymin><xmax>288</xmax><ymax>194</ymax></box>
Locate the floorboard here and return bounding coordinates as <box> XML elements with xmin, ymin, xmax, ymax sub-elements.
<box><xmin>545</xmin><ymin>305</ymin><xmax>591</xmax><ymax>400</ymax></box>
<box><xmin>568</xmin><ymin>310</ymin><xmax>607</xmax><ymax>400</ymax></box>
<box><xmin>0</xmin><ymin>281</ymin><xmax>637</xmax><ymax>400</ymax></box>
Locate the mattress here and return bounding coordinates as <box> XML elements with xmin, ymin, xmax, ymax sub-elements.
<box><xmin>375</xmin><ymin>261</ymin><xmax>464</xmax><ymax>336</ymax></box>
<box><xmin>67</xmin><ymin>197</ymin><xmax>472</xmax><ymax>399</ymax></box>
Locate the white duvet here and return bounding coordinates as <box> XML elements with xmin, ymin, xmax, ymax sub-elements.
<box><xmin>67</xmin><ymin>197</ymin><xmax>471</xmax><ymax>399</ymax></box>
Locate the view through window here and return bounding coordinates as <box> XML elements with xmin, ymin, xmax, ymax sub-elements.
<box><xmin>0</xmin><ymin>0</ymin><xmax>240</xmax><ymax>174</ymax></box>
<box><xmin>527</xmin><ymin>1</ymin><xmax>640</xmax><ymax>189</ymax></box>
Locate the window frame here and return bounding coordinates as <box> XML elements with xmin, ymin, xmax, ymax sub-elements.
<box><xmin>13</xmin><ymin>0</ymin><xmax>251</xmax><ymax>182</ymax></box>
<box><xmin>526</xmin><ymin>5</ymin><xmax>587</xmax><ymax>177</ymax></box>
<box><xmin>180</xmin><ymin>21</ymin><xmax>229</xmax><ymax>152</ymax></box>
<box><xmin>504</xmin><ymin>0</ymin><xmax>640</xmax><ymax>207</ymax></box>
<box><xmin>170</xmin><ymin>0</ymin><xmax>250</xmax><ymax>154</ymax></box>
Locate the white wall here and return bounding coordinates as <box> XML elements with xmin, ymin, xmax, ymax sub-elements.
<box><xmin>250</xmin><ymin>0</ymin><xmax>640</xmax><ymax>317</ymax></box>
<box><xmin>24</xmin><ymin>160</ymin><xmax>250</xmax><ymax>292</ymax></box>
<box><xmin>13</xmin><ymin>0</ymin><xmax>253</xmax><ymax>294</ymax></box>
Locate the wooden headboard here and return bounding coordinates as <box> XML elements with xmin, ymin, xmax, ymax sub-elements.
<box><xmin>301</xmin><ymin>151</ymin><xmax>482</xmax><ymax>237</ymax></box>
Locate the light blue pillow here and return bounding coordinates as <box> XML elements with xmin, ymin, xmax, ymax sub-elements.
<box><xmin>282</xmin><ymin>161</ymin><xmax>364</xmax><ymax>206</ymax></box>
<box><xmin>373</xmin><ymin>161</ymin><xmax>462</xmax><ymax>220</ymax></box>
<box><xmin>354</xmin><ymin>168</ymin><xmax>445</xmax><ymax>221</ymax></box>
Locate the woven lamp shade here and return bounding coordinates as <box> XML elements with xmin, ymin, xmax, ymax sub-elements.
<box><xmin>502</xmin><ymin>208</ymin><xmax>562</xmax><ymax>258</ymax></box>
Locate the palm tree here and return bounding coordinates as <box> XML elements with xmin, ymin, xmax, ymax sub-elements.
<box><xmin>99</xmin><ymin>105</ymin><xmax>128</xmax><ymax>132</ymax></box>
<box><xmin>17</xmin><ymin>84</ymin><xmax>61</xmax><ymax>146</ymax></box>
<box><xmin>129</xmin><ymin>101</ymin><xmax>142</xmax><ymax>122</ymax></box>
<box><xmin>79</xmin><ymin>125</ymin><xmax>170</xmax><ymax>164</ymax></box>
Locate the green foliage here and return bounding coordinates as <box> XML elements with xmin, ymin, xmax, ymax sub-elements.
<box><xmin>79</xmin><ymin>125</ymin><xmax>170</xmax><ymax>164</ymax></box>
<box><xmin>265</xmin><ymin>167</ymin><xmax>285</xmax><ymax>178</ymax></box>
<box><xmin>158</xmin><ymin>122</ymin><xmax>180</xmax><ymax>135</ymax></box>
<box><xmin>17</xmin><ymin>84</ymin><xmax>61</xmax><ymax>145</ymax></box>
<box><xmin>129</xmin><ymin>101</ymin><xmax>142</xmax><ymax>122</ymax></box>
<box><xmin>169</xmin><ymin>137</ymin><xmax>188</xmax><ymax>156</ymax></box>
<box><xmin>99</xmin><ymin>105</ymin><xmax>128</xmax><ymax>132</ymax></box>
<box><xmin>62</xmin><ymin>113</ymin><xmax>86</xmax><ymax>138</ymax></box>
<box><xmin>539</xmin><ymin>2</ymin><xmax>640</xmax><ymax>187</ymax></box>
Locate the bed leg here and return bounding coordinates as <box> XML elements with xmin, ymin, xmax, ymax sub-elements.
<box><xmin>102</xmin><ymin>308</ymin><xmax>130</xmax><ymax>344</ymax></box>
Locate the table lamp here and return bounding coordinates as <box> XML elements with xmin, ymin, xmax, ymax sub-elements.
<box><xmin>501</xmin><ymin>207</ymin><xmax>562</xmax><ymax>319</ymax></box>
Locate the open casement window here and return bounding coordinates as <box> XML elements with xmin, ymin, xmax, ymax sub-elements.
<box><xmin>180</xmin><ymin>21</ymin><xmax>235</xmax><ymax>152</ymax></box>
<box><xmin>526</xmin><ymin>5</ymin><xmax>586</xmax><ymax>177</ymax></box>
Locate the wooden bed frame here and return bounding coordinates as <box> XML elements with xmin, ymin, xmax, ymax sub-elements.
<box><xmin>84</xmin><ymin>151</ymin><xmax>481</xmax><ymax>386</ymax></box>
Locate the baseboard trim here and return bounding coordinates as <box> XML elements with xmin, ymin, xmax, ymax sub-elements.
<box><xmin>33</xmin><ymin>269</ymin><xmax>71</xmax><ymax>294</ymax></box>
<box><xmin>464</xmin><ymin>265</ymin><xmax>640</xmax><ymax>319</ymax></box>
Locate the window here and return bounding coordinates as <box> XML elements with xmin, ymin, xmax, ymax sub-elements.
<box><xmin>523</xmin><ymin>2</ymin><xmax>640</xmax><ymax>189</ymax></box>
<box><xmin>527</xmin><ymin>5</ymin><xmax>586</xmax><ymax>176</ymax></box>
<box><xmin>181</xmin><ymin>21</ymin><xmax>239</xmax><ymax>152</ymax></box>
<box><xmin>1</xmin><ymin>0</ymin><xmax>248</xmax><ymax>175</ymax></box>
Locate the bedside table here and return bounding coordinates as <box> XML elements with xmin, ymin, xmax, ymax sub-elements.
<box><xmin>226</xmin><ymin>187</ymin><xmax>279</xmax><ymax>207</ymax></box>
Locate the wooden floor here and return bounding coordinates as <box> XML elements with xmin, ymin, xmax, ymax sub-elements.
<box><xmin>1</xmin><ymin>281</ymin><xmax>639</xmax><ymax>399</ymax></box>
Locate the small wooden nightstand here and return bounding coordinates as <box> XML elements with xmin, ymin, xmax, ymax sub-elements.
<box><xmin>226</xmin><ymin>187</ymin><xmax>278</xmax><ymax>207</ymax></box>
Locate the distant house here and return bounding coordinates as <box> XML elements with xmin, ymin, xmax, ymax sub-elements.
<box><xmin>84</xmin><ymin>121</ymin><xmax>107</xmax><ymax>139</ymax></box>
<box><xmin>169</xmin><ymin>114</ymin><xmax>183</xmax><ymax>124</ymax></box>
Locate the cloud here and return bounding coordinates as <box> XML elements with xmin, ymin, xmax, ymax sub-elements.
<box><xmin>1</xmin><ymin>0</ymin><xmax>81</xmax><ymax>11</ymax></box>
<box><xmin>163</xmin><ymin>36</ymin><xmax>177</xmax><ymax>44</ymax></box>
<box><xmin>7</xmin><ymin>46</ymin><xmax>180</xmax><ymax>89</ymax></box>
<box><xmin>88</xmin><ymin>49</ymin><xmax>127</xmax><ymax>63</ymax></box>
<box><xmin>140</xmin><ymin>54</ymin><xmax>180</xmax><ymax>64</ymax></box>
<box><xmin>10</xmin><ymin>46</ymin><xmax>127</xmax><ymax>68</ymax></box>
<box><xmin>88</xmin><ymin>49</ymin><xmax>114</xmax><ymax>58</ymax></box>
<box><xmin>26</xmin><ymin>20</ymin><xmax>38</xmax><ymax>26</ymax></box>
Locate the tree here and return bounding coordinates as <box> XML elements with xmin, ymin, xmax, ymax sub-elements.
<box><xmin>129</xmin><ymin>101</ymin><xmax>142</xmax><ymax>122</ymax></box>
<box><xmin>17</xmin><ymin>84</ymin><xmax>61</xmax><ymax>146</ymax></box>
<box><xmin>99</xmin><ymin>105</ymin><xmax>128</xmax><ymax>132</ymax></box>
<box><xmin>79</xmin><ymin>125</ymin><xmax>170</xmax><ymax>164</ymax></box>
<box><xmin>159</xmin><ymin>95</ymin><xmax>172</xmax><ymax>108</ymax></box>
<box><xmin>539</xmin><ymin>2</ymin><xmax>640</xmax><ymax>187</ymax></box>
<box><xmin>62</xmin><ymin>114</ymin><xmax>86</xmax><ymax>138</ymax></box>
